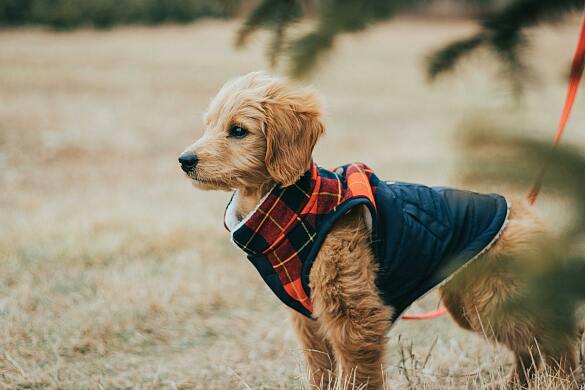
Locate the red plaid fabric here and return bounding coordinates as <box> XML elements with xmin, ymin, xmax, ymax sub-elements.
<box><xmin>225</xmin><ymin>162</ymin><xmax>379</xmax><ymax>316</ymax></box>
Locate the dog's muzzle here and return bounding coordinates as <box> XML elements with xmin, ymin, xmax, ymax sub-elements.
<box><xmin>178</xmin><ymin>152</ymin><xmax>198</xmax><ymax>173</ymax></box>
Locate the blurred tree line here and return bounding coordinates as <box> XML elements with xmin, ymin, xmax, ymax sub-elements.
<box><xmin>0</xmin><ymin>0</ymin><xmax>241</xmax><ymax>29</ymax></box>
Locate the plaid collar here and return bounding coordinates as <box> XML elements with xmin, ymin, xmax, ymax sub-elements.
<box><xmin>225</xmin><ymin>164</ymin><xmax>319</xmax><ymax>254</ymax></box>
<box><xmin>224</xmin><ymin>162</ymin><xmax>378</xmax><ymax>316</ymax></box>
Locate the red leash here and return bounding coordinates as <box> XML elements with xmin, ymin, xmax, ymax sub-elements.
<box><xmin>403</xmin><ymin>10</ymin><xmax>585</xmax><ymax>321</ymax></box>
<box><xmin>528</xmin><ymin>8</ymin><xmax>585</xmax><ymax>205</ymax></box>
<box><xmin>401</xmin><ymin>306</ymin><xmax>448</xmax><ymax>320</ymax></box>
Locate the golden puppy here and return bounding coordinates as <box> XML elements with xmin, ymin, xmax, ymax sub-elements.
<box><xmin>179</xmin><ymin>72</ymin><xmax>579</xmax><ymax>389</ymax></box>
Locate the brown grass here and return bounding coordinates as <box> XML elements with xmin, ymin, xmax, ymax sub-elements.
<box><xmin>0</xmin><ymin>19</ymin><xmax>584</xmax><ymax>388</ymax></box>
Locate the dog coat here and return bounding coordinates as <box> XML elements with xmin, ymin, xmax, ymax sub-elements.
<box><xmin>224</xmin><ymin>162</ymin><xmax>509</xmax><ymax>321</ymax></box>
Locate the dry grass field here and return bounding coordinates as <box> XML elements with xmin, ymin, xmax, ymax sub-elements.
<box><xmin>1</xmin><ymin>18</ymin><xmax>584</xmax><ymax>389</ymax></box>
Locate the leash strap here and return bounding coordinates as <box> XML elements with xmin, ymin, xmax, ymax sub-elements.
<box><xmin>401</xmin><ymin>306</ymin><xmax>447</xmax><ymax>320</ymax></box>
<box><xmin>404</xmin><ymin>10</ymin><xmax>585</xmax><ymax>320</ymax></box>
<box><xmin>528</xmin><ymin>8</ymin><xmax>585</xmax><ymax>205</ymax></box>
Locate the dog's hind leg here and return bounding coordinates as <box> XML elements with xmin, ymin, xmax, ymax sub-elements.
<box><xmin>510</xmin><ymin>345</ymin><xmax>542</xmax><ymax>387</ymax></box>
<box><xmin>309</xmin><ymin>208</ymin><xmax>392</xmax><ymax>390</ymax></box>
<box><xmin>443</xmin><ymin>277</ymin><xmax>542</xmax><ymax>388</ymax></box>
<box><xmin>291</xmin><ymin>312</ymin><xmax>337</xmax><ymax>388</ymax></box>
<box><xmin>441</xmin><ymin>198</ymin><xmax>553</xmax><ymax>388</ymax></box>
<box><xmin>440</xmin><ymin>287</ymin><xmax>473</xmax><ymax>331</ymax></box>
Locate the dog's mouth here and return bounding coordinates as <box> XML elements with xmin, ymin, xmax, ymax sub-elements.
<box><xmin>186</xmin><ymin>171</ymin><xmax>211</xmax><ymax>184</ymax></box>
<box><xmin>185</xmin><ymin>170</ymin><xmax>225</xmax><ymax>189</ymax></box>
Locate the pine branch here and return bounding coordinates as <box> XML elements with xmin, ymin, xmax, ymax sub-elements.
<box><xmin>427</xmin><ymin>0</ymin><xmax>583</xmax><ymax>85</ymax></box>
<box><xmin>288</xmin><ymin>0</ymin><xmax>427</xmax><ymax>77</ymax></box>
<box><xmin>239</xmin><ymin>0</ymin><xmax>582</xmax><ymax>84</ymax></box>
<box><xmin>235</xmin><ymin>0</ymin><xmax>302</xmax><ymax>48</ymax></box>
<box><xmin>426</xmin><ymin>34</ymin><xmax>485</xmax><ymax>81</ymax></box>
<box><xmin>289</xmin><ymin>30</ymin><xmax>335</xmax><ymax>78</ymax></box>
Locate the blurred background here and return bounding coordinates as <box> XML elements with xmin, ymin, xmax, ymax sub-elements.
<box><xmin>1</xmin><ymin>0</ymin><xmax>584</xmax><ymax>388</ymax></box>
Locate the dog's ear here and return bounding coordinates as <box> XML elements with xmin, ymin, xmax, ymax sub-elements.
<box><xmin>263</xmin><ymin>84</ymin><xmax>325</xmax><ymax>187</ymax></box>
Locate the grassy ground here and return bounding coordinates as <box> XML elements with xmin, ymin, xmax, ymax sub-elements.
<box><xmin>1</xmin><ymin>18</ymin><xmax>584</xmax><ymax>389</ymax></box>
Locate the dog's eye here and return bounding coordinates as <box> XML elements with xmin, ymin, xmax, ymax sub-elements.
<box><xmin>229</xmin><ymin>126</ymin><xmax>248</xmax><ymax>139</ymax></box>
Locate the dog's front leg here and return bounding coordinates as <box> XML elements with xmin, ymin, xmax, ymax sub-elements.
<box><xmin>310</xmin><ymin>209</ymin><xmax>392</xmax><ymax>389</ymax></box>
<box><xmin>290</xmin><ymin>312</ymin><xmax>336</xmax><ymax>388</ymax></box>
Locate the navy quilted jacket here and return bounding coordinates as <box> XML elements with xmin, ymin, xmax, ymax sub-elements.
<box><xmin>225</xmin><ymin>163</ymin><xmax>509</xmax><ymax>321</ymax></box>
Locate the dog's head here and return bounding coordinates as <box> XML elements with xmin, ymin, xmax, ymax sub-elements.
<box><xmin>179</xmin><ymin>72</ymin><xmax>325</xmax><ymax>191</ymax></box>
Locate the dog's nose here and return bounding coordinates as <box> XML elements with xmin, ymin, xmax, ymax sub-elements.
<box><xmin>178</xmin><ymin>152</ymin><xmax>198</xmax><ymax>172</ymax></box>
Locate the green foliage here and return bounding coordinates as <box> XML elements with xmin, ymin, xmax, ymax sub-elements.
<box><xmin>236</xmin><ymin>0</ymin><xmax>303</xmax><ymax>67</ymax></box>
<box><xmin>0</xmin><ymin>0</ymin><xmax>238</xmax><ymax>29</ymax></box>
<box><xmin>425</xmin><ymin>36</ymin><xmax>484</xmax><ymax>82</ymax></box>
<box><xmin>0</xmin><ymin>0</ymin><xmax>34</xmax><ymax>24</ymax></box>
<box><xmin>237</xmin><ymin>0</ymin><xmax>429</xmax><ymax>78</ymax></box>
<box><xmin>463</xmin><ymin>131</ymin><xmax>585</xmax><ymax>232</ymax></box>
<box><xmin>237</xmin><ymin>0</ymin><xmax>582</xmax><ymax>83</ymax></box>
<box><xmin>461</xmin><ymin>127</ymin><xmax>585</xmax><ymax>341</ymax></box>
<box><xmin>286</xmin><ymin>0</ymin><xmax>427</xmax><ymax>77</ymax></box>
<box><xmin>428</xmin><ymin>0</ymin><xmax>583</xmax><ymax>92</ymax></box>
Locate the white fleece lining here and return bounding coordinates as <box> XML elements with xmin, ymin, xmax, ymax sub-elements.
<box><xmin>362</xmin><ymin>205</ymin><xmax>373</xmax><ymax>233</ymax></box>
<box><xmin>224</xmin><ymin>186</ymin><xmax>277</xmax><ymax>239</ymax></box>
<box><xmin>393</xmin><ymin>198</ymin><xmax>512</xmax><ymax>324</ymax></box>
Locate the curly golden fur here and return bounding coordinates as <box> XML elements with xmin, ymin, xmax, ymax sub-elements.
<box><xmin>180</xmin><ymin>72</ymin><xmax>580</xmax><ymax>389</ymax></box>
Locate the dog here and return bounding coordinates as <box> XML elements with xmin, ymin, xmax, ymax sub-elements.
<box><xmin>179</xmin><ymin>72</ymin><xmax>580</xmax><ymax>389</ymax></box>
